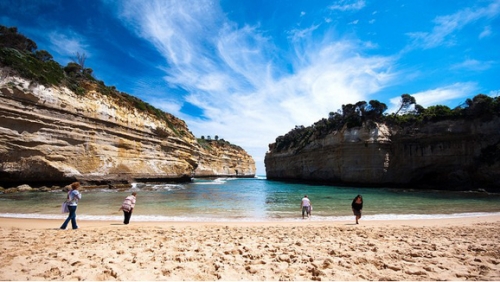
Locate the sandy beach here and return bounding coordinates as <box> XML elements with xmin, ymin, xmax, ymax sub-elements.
<box><xmin>0</xmin><ymin>216</ymin><xmax>499</xmax><ymax>281</ymax></box>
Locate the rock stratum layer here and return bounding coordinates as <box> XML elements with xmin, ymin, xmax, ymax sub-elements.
<box><xmin>0</xmin><ymin>69</ymin><xmax>255</xmax><ymax>187</ymax></box>
<box><xmin>265</xmin><ymin>119</ymin><xmax>500</xmax><ymax>190</ymax></box>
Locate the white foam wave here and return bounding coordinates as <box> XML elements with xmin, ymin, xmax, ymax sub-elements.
<box><xmin>192</xmin><ymin>179</ymin><xmax>227</xmax><ymax>185</ymax></box>
<box><xmin>130</xmin><ymin>183</ymin><xmax>186</xmax><ymax>191</ymax></box>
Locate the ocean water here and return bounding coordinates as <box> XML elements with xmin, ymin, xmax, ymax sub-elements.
<box><xmin>0</xmin><ymin>177</ymin><xmax>499</xmax><ymax>222</ymax></box>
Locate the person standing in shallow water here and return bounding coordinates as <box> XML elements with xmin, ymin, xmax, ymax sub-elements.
<box><xmin>351</xmin><ymin>195</ymin><xmax>363</xmax><ymax>224</ymax></box>
<box><xmin>60</xmin><ymin>182</ymin><xmax>82</xmax><ymax>230</ymax></box>
<box><xmin>119</xmin><ymin>192</ymin><xmax>137</xmax><ymax>225</ymax></box>
<box><xmin>300</xmin><ymin>195</ymin><xmax>311</xmax><ymax>219</ymax></box>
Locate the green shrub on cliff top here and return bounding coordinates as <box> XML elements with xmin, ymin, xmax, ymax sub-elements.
<box><xmin>197</xmin><ymin>137</ymin><xmax>243</xmax><ymax>152</ymax></box>
<box><xmin>272</xmin><ymin>94</ymin><xmax>500</xmax><ymax>153</ymax></box>
<box><xmin>0</xmin><ymin>47</ymin><xmax>65</xmax><ymax>85</ymax></box>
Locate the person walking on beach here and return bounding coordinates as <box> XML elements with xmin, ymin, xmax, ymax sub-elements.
<box><xmin>60</xmin><ymin>182</ymin><xmax>82</xmax><ymax>230</ymax></box>
<box><xmin>119</xmin><ymin>192</ymin><xmax>137</xmax><ymax>225</ymax></box>
<box><xmin>351</xmin><ymin>194</ymin><xmax>363</xmax><ymax>224</ymax></box>
<box><xmin>300</xmin><ymin>195</ymin><xmax>312</xmax><ymax>219</ymax></box>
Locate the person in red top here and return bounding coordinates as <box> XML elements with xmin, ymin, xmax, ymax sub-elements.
<box><xmin>119</xmin><ymin>192</ymin><xmax>137</xmax><ymax>225</ymax></box>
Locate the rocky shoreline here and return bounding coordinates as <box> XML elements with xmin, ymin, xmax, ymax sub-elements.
<box><xmin>0</xmin><ymin>183</ymin><xmax>130</xmax><ymax>194</ymax></box>
<box><xmin>0</xmin><ymin>174</ymin><xmax>259</xmax><ymax>194</ymax></box>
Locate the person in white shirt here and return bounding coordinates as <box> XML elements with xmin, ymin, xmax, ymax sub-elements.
<box><xmin>300</xmin><ymin>195</ymin><xmax>312</xmax><ymax>219</ymax></box>
<box><xmin>60</xmin><ymin>182</ymin><xmax>82</xmax><ymax>230</ymax></box>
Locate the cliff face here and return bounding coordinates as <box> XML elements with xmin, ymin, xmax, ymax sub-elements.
<box><xmin>195</xmin><ymin>140</ymin><xmax>256</xmax><ymax>177</ymax></box>
<box><xmin>265</xmin><ymin>119</ymin><xmax>500</xmax><ymax>190</ymax></box>
<box><xmin>0</xmin><ymin>69</ymin><xmax>255</xmax><ymax>187</ymax></box>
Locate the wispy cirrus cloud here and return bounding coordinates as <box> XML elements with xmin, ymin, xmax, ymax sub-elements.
<box><xmin>47</xmin><ymin>30</ymin><xmax>90</xmax><ymax>64</ymax></box>
<box><xmin>406</xmin><ymin>0</ymin><xmax>500</xmax><ymax>49</ymax></box>
<box><xmin>479</xmin><ymin>26</ymin><xmax>492</xmax><ymax>39</ymax></box>
<box><xmin>329</xmin><ymin>0</ymin><xmax>366</xmax><ymax>11</ymax></box>
<box><xmin>107</xmin><ymin>0</ymin><xmax>397</xmax><ymax>173</ymax></box>
<box><xmin>451</xmin><ymin>59</ymin><xmax>494</xmax><ymax>72</ymax></box>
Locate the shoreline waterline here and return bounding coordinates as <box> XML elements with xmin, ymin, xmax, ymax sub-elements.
<box><xmin>2</xmin><ymin>211</ymin><xmax>500</xmax><ymax>223</ymax></box>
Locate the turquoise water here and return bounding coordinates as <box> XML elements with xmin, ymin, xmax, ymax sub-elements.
<box><xmin>0</xmin><ymin>177</ymin><xmax>499</xmax><ymax>222</ymax></box>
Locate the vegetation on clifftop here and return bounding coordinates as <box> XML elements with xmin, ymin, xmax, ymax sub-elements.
<box><xmin>271</xmin><ymin>93</ymin><xmax>500</xmax><ymax>154</ymax></box>
<box><xmin>197</xmin><ymin>135</ymin><xmax>244</xmax><ymax>152</ymax></box>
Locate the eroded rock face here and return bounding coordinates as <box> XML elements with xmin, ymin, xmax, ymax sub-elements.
<box><xmin>0</xmin><ymin>70</ymin><xmax>255</xmax><ymax>187</ymax></box>
<box><xmin>265</xmin><ymin>120</ymin><xmax>500</xmax><ymax>190</ymax></box>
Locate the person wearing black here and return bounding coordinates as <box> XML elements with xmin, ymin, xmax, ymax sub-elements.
<box><xmin>351</xmin><ymin>195</ymin><xmax>363</xmax><ymax>224</ymax></box>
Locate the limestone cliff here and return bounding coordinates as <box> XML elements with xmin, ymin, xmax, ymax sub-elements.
<box><xmin>265</xmin><ymin>118</ymin><xmax>500</xmax><ymax>191</ymax></box>
<box><xmin>0</xmin><ymin>69</ymin><xmax>255</xmax><ymax>187</ymax></box>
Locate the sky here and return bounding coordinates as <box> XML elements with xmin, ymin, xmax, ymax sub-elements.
<box><xmin>1</xmin><ymin>0</ymin><xmax>499</xmax><ymax>175</ymax></box>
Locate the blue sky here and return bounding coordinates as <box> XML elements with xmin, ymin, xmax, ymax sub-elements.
<box><xmin>1</xmin><ymin>0</ymin><xmax>499</xmax><ymax>175</ymax></box>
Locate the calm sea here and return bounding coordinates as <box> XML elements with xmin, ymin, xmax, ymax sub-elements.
<box><xmin>0</xmin><ymin>177</ymin><xmax>499</xmax><ymax>222</ymax></box>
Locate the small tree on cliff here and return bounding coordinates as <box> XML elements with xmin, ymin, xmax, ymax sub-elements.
<box><xmin>342</xmin><ymin>103</ymin><xmax>362</xmax><ymax>128</ymax></box>
<box><xmin>72</xmin><ymin>52</ymin><xmax>87</xmax><ymax>70</ymax></box>
<box><xmin>395</xmin><ymin>94</ymin><xmax>416</xmax><ymax>115</ymax></box>
<box><xmin>34</xmin><ymin>50</ymin><xmax>53</xmax><ymax>62</ymax></box>
<box><xmin>465</xmin><ymin>94</ymin><xmax>496</xmax><ymax>119</ymax></box>
<box><xmin>0</xmin><ymin>25</ymin><xmax>37</xmax><ymax>52</ymax></box>
<box><xmin>355</xmin><ymin>101</ymin><xmax>368</xmax><ymax>118</ymax></box>
<box><xmin>365</xmin><ymin>100</ymin><xmax>388</xmax><ymax>120</ymax></box>
<box><xmin>64</xmin><ymin>62</ymin><xmax>82</xmax><ymax>75</ymax></box>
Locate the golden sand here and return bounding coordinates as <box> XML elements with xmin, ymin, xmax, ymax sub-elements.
<box><xmin>0</xmin><ymin>216</ymin><xmax>499</xmax><ymax>281</ymax></box>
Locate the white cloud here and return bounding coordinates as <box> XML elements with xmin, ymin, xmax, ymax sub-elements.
<box><xmin>329</xmin><ymin>0</ymin><xmax>366</xmax><ymax>11</ymax></box>
<box><xmin>288</xmin><ymin>24</ymin><xmax>320</xmax><ymax>42</ymax></box>
<box><xmin>451</xmin><ymin>59</ymin><xmax>494</xmax><ymax>71</ymax></box>
<box><xmin>407</xmin><ymin>0</ymin><xmax>500</xmax><ymax>49</ymax></box>
<box><xmin>147</xmin><ymin>98</ymin><xmax>182</xmax><ymax>115</ymax></box>
<box><xmin>117</xmin><ymin>0</ymin><xmax>220</xmax><ymax>69</ymax></box>
<box><xmin>48</xmin><ymin>30</ymin><xmax>89</xmax><ymax>63</ymax></box>
<box><xmin>489</xmin><ymin>89</ymin><xmax>500</xmax><ymax>97</ymax></box>
<box><xmin>479</xmin><ymin>25</ymin><xmax>492</xmax><ymax>38</ymax></box>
